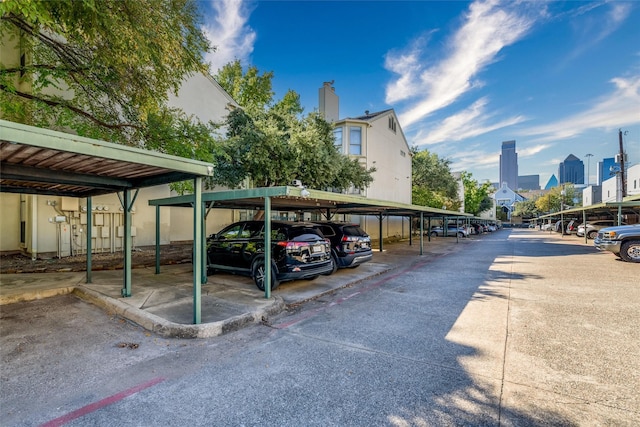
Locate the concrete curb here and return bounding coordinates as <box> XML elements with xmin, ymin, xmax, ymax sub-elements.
<box><xmin>73</xmin><ymin>286</ymin><xmax>286</xmax><ymax>339</ymax></box>
<box><xmin>0</xmin><ymin>286</ymin><xmax>76</xmax><ymax>305</ymax></box>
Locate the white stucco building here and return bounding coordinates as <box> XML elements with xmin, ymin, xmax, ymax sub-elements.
<box><xmin>318</xmin><ymin>82</ymin><xmax>413</xmax><ymax>239</ymax></box>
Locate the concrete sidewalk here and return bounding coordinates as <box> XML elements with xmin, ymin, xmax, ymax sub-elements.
<box><xmin>0</xmin><ymin>237</ymin><xmax>467</xmax><ymax>338</ymax></box>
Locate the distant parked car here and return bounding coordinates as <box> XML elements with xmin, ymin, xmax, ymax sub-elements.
<box><xmin>577</xmin><ymin>220</ymin><xmax>626</xmax><ymax>239</ymax></box>
<box><xmin>312</xmin><ymin>221</ymin><xmax>373</xmax><ymax>274</ymax></box>
<box><xmin>206</xmin><ymin>220</ymin><xmax>333</xmax><ymax>291</ymax></box>
<box><xmin>565</xmin><ymin>219</ymin><xmax>580</xmax><ymax>235</ymax></box>
<box><xmin>430</xmin><ymin>225</ymin><xmax>469</xmax><ymax>238</ymax></box>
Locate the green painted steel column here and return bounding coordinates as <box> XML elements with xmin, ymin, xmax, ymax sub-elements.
<box><xmin>86</xmin><ymin>197</ymin><xmax>92</xmax><ymax>283</ymax></box>
<box><xmin>193</xmin><ymin>177</ymin><xmax>202</xmax><ymax>324</ymax></box>
<box><xmin>419</xmin><ymin>212</ymin><xmax>424</xmax><ymax>255</ymax></box>
<box><xmin>583</xmin><ymin>209</ymin><xmax>588</xmax><ymax>244</ymax></box>
<box><xmin>409</xmin><ymin>216</ymin><xmax>413</xmax><ymax>246</ymax></box>
<box><xmin>427</xmin><ymin>217</ymin><xmax>431</xmax><ymax>242</ymax></box>
<box><xmin>378</xmin><ymin>213</ymin><xmax>384</xmax><ymax>252</ymax></box>
<box><xmin>155</xmin><ymin>205</ymin><xmax>160</xmax><ymax>274</ymax></box>
<box><xmin>201</xmin><ymin>201</ymin><xmax>207</xmax><ymax>285</ymax></box>
<box><xmin>122</xmin><ymin>189</ymin><xmax>132</xmax><ymax>297</ymax></box>
<box><xmin>264</xmin><ymin>196</ymin><xmax>271</xmax><ymax>299</ymax></box>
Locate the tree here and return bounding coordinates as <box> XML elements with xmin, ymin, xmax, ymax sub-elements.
<box><xmin>212</xmin><ymin>62</ymin><xmax>375</xmax><ymax>191</ymax></box>
<box><xmin>411</xmin><ymin>147</ymin><xmax>459</xmax><ymax>209</ymax></box>
<box><xmin>534</xmin><ymin>184</ymin><xmax>579</xmax><ymax>213</ymax></box>
<box><xmin>0</xmin><ymin>0</ymin><xmax>214</xmax><ymax>156</ymax></box>
<box><xmin>461</xmin><ymin>171</ymin><xmax>494</xmax><ymax>215</ymax></box>
<box><xmin>512</xmin><ymin>198</ymin><xmax>540</xmax><ymax>218</ymax></box>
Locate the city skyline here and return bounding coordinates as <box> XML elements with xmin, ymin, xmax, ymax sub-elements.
<box><xmin>199</xmin><ymin>0</ymin><xmax>639</xmax><ymax>186</ymax></box>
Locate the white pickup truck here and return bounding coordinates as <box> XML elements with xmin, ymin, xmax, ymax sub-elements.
<box><xmin>593</xmin><ymin>224</ymin><xmax>640</xmax><ymax>263</ymax></box>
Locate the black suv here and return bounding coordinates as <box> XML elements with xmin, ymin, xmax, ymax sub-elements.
<box><xmin>312</xmin><ymin>221</ymin><xmax>373</xmax><ymax>274</ymax></box>
<box><xmin>206</xmin><ymin>221</ymin><xmax>333</xmax><ymax>291</ymax></box>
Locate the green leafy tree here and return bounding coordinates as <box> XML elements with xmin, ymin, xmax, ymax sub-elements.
<box><xmin>535</xmin><ymin>184</ymin><xmax>579</xmax><ymax>213</ymax></box>
<box><xmin>512</xmin><ymin>198</ymin><xmax>540</xmax><ymax>218</ymax></box>
<box><xmin>212</xmin><ymin>62</ymin><xmax>374</xmax><ymax>190</ymax></box>
<box><xmin>0</xmin><ymin>0</ymin><xmax>214</xmax><ymax>157</ymax></box>
<box><xmin>411</xmin><ymin>147</ymin><xmax>459</xmax><ymax>209</ymax></box>
<box><xmin>461</xmin><ymin>171</ymin><xmax>494</xmax><ymax>215</ymax></box>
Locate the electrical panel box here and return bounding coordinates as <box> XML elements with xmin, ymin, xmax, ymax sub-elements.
<box><xmin>94</xmin><ymin>213</ymin><xmax>104</xmax><ymax>226</ymax></box>
<box><xmin>80</xmin><ymin>213</ymin><xmax>87</xmax><ymax>225</ymax></box>
<box><xmin>101</xmin><ymin>227</ymin><xmax>110</xmax><ymax>238</ymax></box>
<box><xmin>61</xmin><ymin>197</ymin><xmax>78</xmax><ymax>211</ymax></box>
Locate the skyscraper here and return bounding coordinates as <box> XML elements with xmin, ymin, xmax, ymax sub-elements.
<box><xmin>499</xmin><ymin>140</ymin><xmax>518</xmax><ymax>190</ymax></box>
<box><xmin>558</xmin><ymin>154</ymin><xmax>584</xmax><ymax>184</ymax></box>
<box><xmin>597</xmin><ymin>157</ymin><xmax>618</xmax><ymax>185</ymax></box>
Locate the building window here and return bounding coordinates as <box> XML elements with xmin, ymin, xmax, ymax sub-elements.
<box><xmin>333</xmin><ymin>127</ymin><xmax>343</xmax><ymax>151</ymax></box>
<box><xmin>349</xmin><ymin>126</ymin><xmax>362</xmax><ymax>155</ymax></box>
<box><xmin>388</xmin><ymin>116</ymin><xmax>397</xmax><ymax>133</ymax></box>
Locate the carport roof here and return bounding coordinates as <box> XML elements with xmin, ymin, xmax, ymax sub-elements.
<box><xmin>0</xmin><ymin>119</ymin><xmax>214</xmax><ymax>197</ymax></box>
<box><xmin>149</xmin><ymin>186</ymin><xmax>471</xmax><ymax>218</ymax></box>
<box><xmin>538</xmin><ymin>194</ymin><xmax>640</xmax><ymax>219</ymax></box>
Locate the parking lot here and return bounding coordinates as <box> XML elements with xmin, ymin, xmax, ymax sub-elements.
<box><xmin>1</xmin><ymin>229</ymin><xmax>639</xmax><ymax>426</ymax></box>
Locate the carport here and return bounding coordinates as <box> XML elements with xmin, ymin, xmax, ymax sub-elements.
<box><xmin>0</xmin><ymin>119</ymin><xmax>214</xmax><ymax>315</ymax></box>
<box><xmin>150</xmin><ymin>186</ymin><xmax>471</xmax><ymax>310</ymax></box>
<box><xmin>537</xmin><ymin>194</ymin><xmax>640</xmax><ymax>242</ymax></box>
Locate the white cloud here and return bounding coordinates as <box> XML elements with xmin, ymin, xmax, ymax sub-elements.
<box><xmin>385</xmin><ymin>0</ymin><xmax>539</xmax><ymax>128</ymax></box>
<box><xmin>202</xmin><ymin>0</ymin><xmax>256</xmax><ymax>72</ymax></box>
<box><xmin>518</xmin><ymin>75</ymin><xmax>640</xmax><ymax>141</ymax></box>
<box><xmin>562</xmin><ymin>2</ymin><xmax>633</xmax><ymax>65</ymax></box>
<box><xmin>412</xmin><ymin>97</ymin><xmax>527</xmax><ymax>147</ymax></box>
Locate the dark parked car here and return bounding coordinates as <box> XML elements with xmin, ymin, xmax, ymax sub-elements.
<box><xmin>206</xmin><ymin>220</ymin><xmax>333</xmax><ymax>291</ymax></box>
<box><xmin>312</xmin><ymin>221</ymin><xmax>373</xmax><ymax>274</ymax></box>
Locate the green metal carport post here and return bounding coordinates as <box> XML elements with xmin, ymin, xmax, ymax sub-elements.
<box><xmin>86</xmin><ymin>196</ymin><xmax>92</xmax><ymax>283</ymax></box>
<box><xmin>193</xmin><ymin>177</ymin><xmax>203</xmax><ymax>324</ymax></box>
<box><xmin>419</xmin><ymin>212</ymin><xmax>424</xmax><ymax>255</ymax></box>
<box><xmin>264</xmin><ymin>196</ymin><xmax>272</xmax><ymax>299</ymax></box>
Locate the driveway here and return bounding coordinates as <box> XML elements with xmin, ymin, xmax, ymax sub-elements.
<box><xmin>1</xmin><ymin>229</ymin><xmax>638</xmax><ymax>426</ymax></box>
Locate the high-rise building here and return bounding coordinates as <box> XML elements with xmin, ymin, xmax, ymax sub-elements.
<box><xmin>544</xmin><ymin>174</ymin><xmax>558</xmax><ymax>189</ymax></box>
<box><xmin>558</xmin><ymin>154</ymin><xmax>584</xmax><ymax>184</ymax></box>
<box><xmin>499</xmin><ymin>140</ymin><xmax>518</xmax><ymax>190</ymax></box>
<box><xmin>597</xmin><ymin>157</ymin><xmax>618</xmax><ymax>185</ymax></box>
<box><xmin>517</xmin><ymin>174</ymin><xmax>540</xmax><ymax>190</ymax></box>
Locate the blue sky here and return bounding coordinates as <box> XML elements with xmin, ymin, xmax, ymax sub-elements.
<box><xmin>198</xmin><ymin>0</ymin><xmax>639</xmax><ymax>187</ymax></box>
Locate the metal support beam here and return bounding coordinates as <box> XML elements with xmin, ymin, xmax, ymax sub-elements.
<box><xmin>378</xmin><ymin>213</ymin><xmax>384</xmax><ymax>252</ymax></box>
<box><xmin>428</xmin><ymin>217</ymin><xmax>431</xmax><ymax>242</ymax></box>
<box><xmin>86</xmin><ymin>197</ymin><xmax>92</xmax><ymax>283</ymax></box>
<box><xmin>409</xmin><ymin>216</ymin><xmax>413</xmax><ymax>246</ymax></box>
<box><xmin>583</xmin><ymin>209</ymin><xmax>587</xmax><ymax>245</ymax></box>
<box><xmin>419</xmin><ymin>213</ymin><xmax>424</xmax><ymax>256</ymax></box>
<box><xmin>201</xmin><ymin>201</ymin><xmax>207</xmax><ymax>285</ymax></box>
<box><xmin>193</xmin><ymin>177</ymin><xmax>203</xmax><ymax>324</ymax></box>
<box><xmin>264</xmin><ymin>196</ymin><xmax>272</xmax><ymax>299</ymax></box>
<box><xmin>155</xmin><ymin>206</ymin><xmax>160</xmax><ymax>274</ymax></box>
<box><xmin>118</xmin><ymin>189</ymin><xmax>138</xmax><ymax>298</ymax></box>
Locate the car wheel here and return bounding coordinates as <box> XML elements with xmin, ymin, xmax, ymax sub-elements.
<box><xmin>457</xmin><ymin>232</ymin><xmax>464</xmax><ymax>238</ymax></box>
<box><xmin>430</xmin><ymin>231</ymin><xmax>437</xmax><ymax>237</ymax></box>
<box><xmin>252</xmin><ymin>261</ymin><xmax>280</xmax><ymax>291</ymax></box>
<box><xmin>619</xmin><ymin>240</ymin><xmax>640</xmax><ymax>263</ymax></box>
<box><xmin>587</xmin><ymin>230</ymin><xmax>598</xmax><ymax>239</ymax></box>
<box><xmin>323</xmin><ymin>253</ymin><xmax>338</xmax><ymax>275</ymax></box>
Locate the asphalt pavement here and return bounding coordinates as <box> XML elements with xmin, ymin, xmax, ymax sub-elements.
<box><xmin>1</xmin><ymin>229</ymin><xmax>638</xmax><ymax>426</ymax></box>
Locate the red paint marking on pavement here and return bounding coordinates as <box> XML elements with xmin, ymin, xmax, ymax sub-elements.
<box><xmin>274</xmin><ymin>255</ymin><xmax>440</xmax><ymax>329</ymax></box>
<box><xmin>40</xmin><ymin>377</ymin><xmax>165</xmax><ymax>427</ymax></box>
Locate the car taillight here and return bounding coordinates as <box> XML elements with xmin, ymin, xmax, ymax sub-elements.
<box><xmin>277</xmin><ymin>241</ymin><xmax>307</xmax><ymax>250</ymax></box>
<box><xmin>341</xmin><ymin>235</ymin><xmax>357</xmax><ymax>242</ymax></box>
